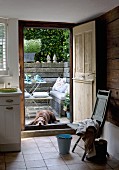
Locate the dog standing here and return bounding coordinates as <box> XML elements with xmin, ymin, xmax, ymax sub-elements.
<box><xmin>29</xmin><ymin>110</ymin><xmax>58</xmax><ymax>125</ymax></box>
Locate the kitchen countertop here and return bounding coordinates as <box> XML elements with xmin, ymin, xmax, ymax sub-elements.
<box><xmin>0</xmin><ymin>88</ymin><xmax>22</xmax><ymax>96</ymax></box>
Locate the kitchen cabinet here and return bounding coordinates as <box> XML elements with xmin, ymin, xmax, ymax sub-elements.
<box><xmin>0</xmin><ymin>89</ymin><xmax>22</xmax><ymax>152</ymax></box>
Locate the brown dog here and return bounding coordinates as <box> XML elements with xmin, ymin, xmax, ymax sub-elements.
<box><xmin>29</xmin><ymin>110</ymin><xmax>58</xmax><ymax>125</ymax></box>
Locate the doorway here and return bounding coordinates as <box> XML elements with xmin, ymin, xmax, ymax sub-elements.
<box><xmin>19</xmin><ymin>21</ymin><xmax>74</xmax><ymax>130</ymax></box>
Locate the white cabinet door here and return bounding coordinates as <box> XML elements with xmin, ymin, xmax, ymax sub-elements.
<box><xmin>73</xmin><ymin>21</ymin><xmax>96</xmax><ymax>122</ymax></box>
<box><xmin>0</xmin><ymin>105</ymin><xmax>20</xmax><ymax>144</ymax></box>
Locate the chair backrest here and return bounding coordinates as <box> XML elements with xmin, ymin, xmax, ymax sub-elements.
<box><xmin>91</xmin><ymin>90</ymin><xmax>110</xmax><ymax>132</ymax></box>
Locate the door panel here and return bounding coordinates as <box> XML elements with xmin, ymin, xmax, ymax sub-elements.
<box><xmin>85</xmin><ymin>31</ymin><xmax>92</xmax><ymax>73</ymax></box>
<box><xmin>73</xmin><ymin>21</ymin><xmax>96</xmax><ymax>122</ymax></box>
<box><xmin>73</xmin><ymin>79</ymin><xmax>93</xmax><ymax>121</ymax></box>
<box><xmin>75</xmin><ymin>34</ymin><xmax>84</xmax><ymax>75</ymax></box>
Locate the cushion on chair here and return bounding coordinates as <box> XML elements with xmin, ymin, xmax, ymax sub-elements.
<box><xmin>50</xmin><ymin>90</ymin><xmax>66</xmax><ymax>100</ymax></box>
<box><xmin>25</xmin><ymin>92</ymin><xmax>31</xmax><ymax>98</ymax></box>
<box><xmin>52</xmin><ymin>77</ymin><xmax>66</xmax><ymax>91</ymax></box>
<box><xmin>56</xmin><ymin>83</ymin><xmax>69</xmax><ymax>93</ymax></box>
<box><xmin>32</xmin><ymin>92</ymin><xmax>49</xmax><ymax>98</ymax></box>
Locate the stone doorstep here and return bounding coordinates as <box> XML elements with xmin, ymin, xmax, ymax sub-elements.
<box><xmin>21</xmin><ymin>128</ymin><xmax>75</xmax><ymax>138</ymax></box>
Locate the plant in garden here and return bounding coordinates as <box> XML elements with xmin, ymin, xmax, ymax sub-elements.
<box><xmin>24</xmin><ymin>39</ymin><xmax>41</xmax><ymax>53</ymax></box>
<box><xmin>63</xmin><ymin>93</ymin><xmax>70</xmax><ymax>112</ymax></box>
<box><xmin>24</xmin><ymin>28</ymin><xmax>70</xmax><ymax>62</ymax></box>
<box><xmin>34</xmin><ymin>51</ymin><xmax>47</xmax><ymax>63</ymax></box>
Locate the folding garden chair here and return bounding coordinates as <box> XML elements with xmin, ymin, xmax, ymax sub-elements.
<box><xmin>68</xmin><ymin>90</ymin><xmax>110</xmax><ymax>161</ymax></box>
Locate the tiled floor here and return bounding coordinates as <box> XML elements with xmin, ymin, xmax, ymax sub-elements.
<box><xmin>0</xmin><ymin>135</ymin><xmax>119</xmax><ymax>170</ymax></box>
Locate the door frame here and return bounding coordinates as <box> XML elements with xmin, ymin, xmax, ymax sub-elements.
<box><xmin>19</xmin><ymin>20</ymin><xmax>75</xmax><ymax>130</ymax></box>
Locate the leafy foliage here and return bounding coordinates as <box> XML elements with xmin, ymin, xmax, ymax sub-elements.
<box><xmin>63</xmin><ymin>93</ymin><xmax>70</xmax><ymax>112</ymax></box>
<box><xmin>24</xmin><ymin>39</ymin><xmax>41</xmax><ymax>53</ymax></box>
<box><xmin>24</xmin><ymin>28</ymin><xmax>70</xmax><ymax>62</ymax></box>
<box><xmin>34</xmin><ymin>51</ymin><xmax>47</xmax><ymax>63</ymax></box>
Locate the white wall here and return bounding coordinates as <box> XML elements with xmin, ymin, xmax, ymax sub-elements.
<box><xmin>102</xmin><ymin>121</ymin><xmax>119</xmax><ymax>160</ymax></box>
<box><xmin>0</xmin><ymin>18</ymin><xmax>19</xmax><ymax>88</ymax></box>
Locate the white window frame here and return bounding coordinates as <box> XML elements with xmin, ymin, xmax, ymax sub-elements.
<box><xmin>0</xmin><ymin>18</ymin><xmax>8</xmax><ymax>75</ymax></box>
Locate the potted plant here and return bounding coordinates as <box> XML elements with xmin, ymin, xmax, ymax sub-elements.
<box><xmin>63</xmin><ymin>93</ymin><xmax>70</xmax><ymax>119</ymax></box>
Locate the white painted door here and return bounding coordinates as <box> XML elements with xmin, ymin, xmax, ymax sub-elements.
<box><xmin>73</xmin><ymin>21</ymin><xmax>96</xmax><ymax>122</ymax></box>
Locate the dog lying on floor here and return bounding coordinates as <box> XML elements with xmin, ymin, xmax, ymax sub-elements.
<box><xmin>28</xmin><ymin>110</ymin><xmax>59</xmax><ymax>125</ymax></box>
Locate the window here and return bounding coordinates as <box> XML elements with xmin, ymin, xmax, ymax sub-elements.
<box><xmin>0</xmin><ymin>18</ymin><xmax>8</xmax><ymax>75</ymax></box>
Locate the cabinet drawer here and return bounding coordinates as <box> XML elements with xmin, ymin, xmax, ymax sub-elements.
<box><xmin>0</xmin><ymin>96</ymin><xmax>20</xmax><ymax>105</ymax></box>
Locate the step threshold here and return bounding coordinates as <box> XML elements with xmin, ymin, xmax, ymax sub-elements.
<box><xmin>21</xmin><ymin>128</ymin><xmax>75</xmax><ymax>138</ymax></box>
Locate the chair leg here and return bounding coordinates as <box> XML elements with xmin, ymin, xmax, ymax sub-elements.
<box><xmin>72</xmin><ymin>136</ymin><xmax>81</xmax><ymax>152</ymax></box>
<box><xmin>82</xmin><ymin>151</ymin><xmax>86</xmax><ymax>161</ymax></box>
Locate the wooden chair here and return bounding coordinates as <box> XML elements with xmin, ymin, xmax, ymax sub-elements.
<box><xmin>68</xmin><ymin>90</ymin><xmax>110</xmax><ymax>161</ymax></box>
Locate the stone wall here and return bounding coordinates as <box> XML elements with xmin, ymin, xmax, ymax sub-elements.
<box><xmin>24</xmin><ymin>62</ymin><xmax>70</xmax><ymax>92</ymax></box>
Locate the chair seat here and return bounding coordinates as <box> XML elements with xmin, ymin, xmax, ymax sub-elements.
<box><xmin>32</xmin><ymin>92</ymin><xmax>49</xmax><ymax>98</ymax></box>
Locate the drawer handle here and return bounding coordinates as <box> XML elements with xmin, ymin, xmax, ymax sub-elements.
<box><xmin>6</xmin><ymin>107</ymin><xmax>13</xmax><ymax>110</ymax></box>
<box><xmin>6</xmin><ymin>99</ymin><xmax>13</xmax><ymax>102</ymax></box>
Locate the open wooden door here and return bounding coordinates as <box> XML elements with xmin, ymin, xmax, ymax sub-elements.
<box><xmin>73</xmin><ymin>21</ymin><xmax>96</xmax><ymax>122</ymax></box>
<box><xmin>19</xmin><ymin>21</ymin><xmax>74</xmax><ymax>130</ymax></box>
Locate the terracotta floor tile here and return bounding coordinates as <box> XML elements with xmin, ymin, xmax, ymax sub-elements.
<box><xmin>34</xmin><ymin>137</ymin><xmax>51</xmax><ymax>143</ymax></box>
<box><xmin>42</xmin><ymin>152</ymin><xmax>61</xmax><ymax>159</ymax></box>
<box><xmin>21</xmin><ymin>141</ymin><xmax>38</xmax><ymax>148</ymax></box>
<box><xmin>107</xmin><ymin>157</ymin><xmax>119</xmax><ymax>169</ymax></box>
<box><xmin>24</xmin><ymin>153</ymin><xmax>43</xmax><ymax>161</ymax></box>
<box><xmin>1</xmin><ymin>135</ymin><xmax>118</xmax><ymax>170</ymax></box>
<box><xmin>5</xmin><ymin>154</ymin><xmax>24</xmax><ymax>162</ymax></box>
<box><xmin>52</xmin><ymin>141</ymin><xmax>58</xmax><ymax>147</ymax></box>
<box><xmin>86</xmin><ymin>162</ymin><xmax>112</xmax><ymax>170</ymax></box>
<box><xmin>44</xmin><ymin>157</ymin><xmax>65</xmax><ymax>167</ymax></box>
<box><xmin>47</xmin><ymin>164</ymin><xmax>69</xmax><ymax>170</ymax></box>
<box><xmin>49</xmin><ymin>136</ymin><xmax>57</xmax><ymax>141</ymax></box>
<box><xmin>61</xmin><ymin>152</ymin><xmax>81</xmax><ymax>159</ymax></box>
<box><xmin>21</xmin><ymin>138</ymin><xmax>35</xmax><ymax>143</ymax></box>
<box><xmin>21</xmin><ymin>143</ymin><xmax>38</xmax><ymax>149</ymax></box>
<box><xmin>21</xmin><ymin>142</ymin><xmax>38</xmax><ymax>150</ymax></box>
<box><xmin>49</xmin><ymin>137</ymin><xmax>59</xmax><ymax>146</ymax></box>
<box><xmin>37</xmin><ymin>142</ymin><xmax>54</xmax><ymax>148</ymax></box>
<box><xmin>6</xmin><ymin>161</ymin><xmax>26</xmax><ymax>169</ymax></box>
<box><xmin>22</xmin><ymin>147</ymin><xmax>40</xmax><ymax>154</ymax></box>
<box><xmin>25</xmin><ymin>160</ymin><xmax>46</xmax><ymax>168</ymax></box>
<box><xmin>39</xmin><ymin>146</ymin><xmax>57</xmax><ymax>153</ymax></box>
<box><xmin>68</xmin><ymin>163</ymin><xmax>91</xmax><ymax>170</ymax></box>
<box><xmin>62</xmin><ymin>154</ymin><xmax>85</xmax><ymax>165</ymax></box>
